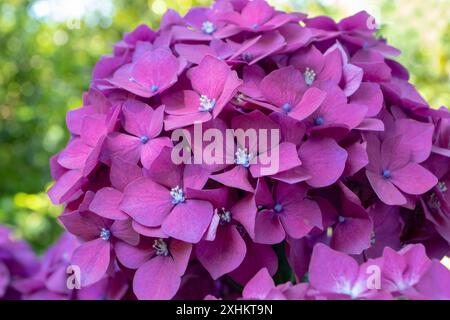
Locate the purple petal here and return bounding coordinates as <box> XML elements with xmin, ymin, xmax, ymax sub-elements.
<box><xmin>89</xmin><ymin>188</ymin><xmax>128</xmax><ymax>220</ymax></box>
<box><xmin>242</xmin><ymin>268</ymin><xmax>274</xmax><ymax>300</ymax></box>
<box><xmin>130</xmin><ymin>48</ymin><xmax>179</xmax><ymax>97</ymax></box>
<box><xmin>260</xmin><ymin>66</ymin><xmax>307</xmax><ymax>108</ymax></box>
<box><xmin>162</xmin><ymin>200</ymin><xmax>213</xmax><ymax>243</ymax></box>
<box><xmin>211</xmin><ymin>166</ymin><xmax>254</xmax><ymax>193</ymax></box>
<box><xmin>309</xmin><ymin>243</ymin><xmax>359</xmax><ymax>295</ymax></box>
<box><xmin>71</xmin><ymin>239</ymin><xmax>111</xmax><ymax>287</ymax></box>
<box><xmin>120</xmin><ymin>177</ymin><xmax>172</xmax><ymax>227</ymax></box>
<box><xmin>111</xmin><ymin>219</ymin><xmax>140</xmax><ymax>246</ymax></box>
<box><xmin>299</xmin><ymin>138</ymin><xmax>348</xmax><ymax>187</ymax></box>
<box><xmin>196</xmin><ymin>225</ymin><xmax>246</xmax><ymax>279</ymax></box>
<box><xmin>254</xmin><ymin>210</ymin><xmax>285</xmax><ymax>244</ymax></box>
<box><xmin>391</xmin><ymin>163</ymin><xmax>438</xmax><ymax>195</ymax></box>
<box><xmin>366</xmin><ymin>170</ymin><xmax>407</xmax><ymax>205</ymax></box>
<box><xmin>133</xmin><ymin>256</ymin><xmax>181</xmax><ymax>300</ymax></box>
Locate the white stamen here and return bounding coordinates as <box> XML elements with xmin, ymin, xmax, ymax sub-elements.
<box><xmin>235</xmin><ymin>148</ymin><xmax>253</xmax><ymax>168</ymax></box>
<box><xmin>170</xmin><ymin>186</ymin><xmax>185</xmax><ymax>204</ymax></box>
<box><xmin>201</xmin><ymin>21</ymin><xmax>216</xmax><ymax>35</ymax></box>
<box><xmin>99</xmin><ymin>228</ymin><xmax>111</xmax><ymax>241</ymax></box>
<box><xmin>153</xmin><ymin>239</ymin><xmax>169</xmax><ymax>256</ymax></box>
<box><xmin>437</xmin><ymin>181</ymin><xmax>447</xmax><ymax>193</ymax></box>
<box><xmin>199</xmin><ymin>95</ymin><xmax>216</xmax><ymax>112</ymax></box>
<box><xmin>428</xmin><ymin>193</ymin><xmax>441</xmax><ymax>210</ymax></box>
<box><xmin>218</xmin><ymin>208</ymin><xmax>232</xmax><ymax>224</ymax></box>
<box><xmin>304</xmin><ymin>67</ymin><xmax>316</xmax><ymax>86</ymax></box>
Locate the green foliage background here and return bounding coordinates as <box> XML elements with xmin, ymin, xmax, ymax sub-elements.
<box><xmin>0</xmin><ymin>0</ymin><xmax>449</xmax><ymax>253</ymax></box>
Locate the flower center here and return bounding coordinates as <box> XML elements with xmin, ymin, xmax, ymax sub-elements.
<box><xmin>153</xmin><ymin>239</ymin><xmax>169</xmax><ymax>256</ymax></box>
<box><xmin>382</xmin><ymin>169</ymin><xmax>391</xmax><ymax>179</ymax></box>
<box><xmin>218</xmin><ymin>208</ymin><xmax>232</xmax><ymax>225</ymax></box>
<box><xmin>370</xmin><ymin>232</ymin><xmax>376</xmax><ymax>245</ymax></box>
<box><xmin>151</xmin><ymin>84</ymin><xmax>159</xmax><ymax>93</ymax></box>
<box><xmin>170</xmin><ymin>186</ymin><xmax>185</xmax><ymax>205</ymax></box>
<box><xmin>314</xmin><ymin>116</ymin><xmax>324</xmax><ymax>126</ymax></box>
<box><xmin>241</xmin><ymin>52</ymin><xmax>253</xmax><ymax>62</ymax></box>
<box><xmin>437</xmin><ymin>181</ymin><xmax>447</xmax><ymax>193</ymax></box>
<box><xmin>282</xmin><ymin>103</ymin><xmax>292</xmax><ymax>113</ymax></box>
<box><xmin>235</xmin><ymin>148</ymin><xmax>252</xmax><ymax>168</ymax></box>
<box><xmin>304</xmin><ymin>67</ymin><xmax>316</xmax><ymax>86</ymax></box>
<box><xmin>199</xmin><ymin>95</ymin><xmax>216</xmax><ymax>112</ymax></box>
<box><xmin>273</xmin><ymin>203</ymin><xmax>283</xmax><ymax>213</ymax></box>
<box><xmin>251</xmin><ymin>23</ymin><xmax>259</xmax><ymax>30</ymax></box>
<box><xmin>140</xmin><ymin>136</ymin><xmax>150</xmax><ymax>144</ymax></box>
<box><xmin>338</xmin><ymin>216</ymin><xmax>346</xmax><ymax>223</ymax></box>
<box><xmin>201</xmin><ymin>20</ymin><xmax>216</xmax><ymax>35</ymax></box>
<box><xmin>99</xmin><ymin>228</ymin><xmax>111</xmax><ymax>241</ymax></box>
<box><xmin>428</xmin><ymin>193</ymin><xmax>441</xmax><ymax>210</ymax></box>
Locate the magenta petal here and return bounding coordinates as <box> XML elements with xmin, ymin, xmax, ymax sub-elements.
<box><xmin>110</xmin><ymin>158</ymin><xmax>142</xmax><ymax>191</ymax></box>
<box><xmin>120</xmin><ymin>177</ymin><xmax>172</xmax><ymax>227</ymax></box>
<box><xmin>318</xmin><ymin>49</ymin><xmax>343</xmax><ymax>83</ymax></box>
<box><xmin>242</xmin><ymin>268</ymin><xmax>274</xmax><ymax>300</ymax></box>
<box><xmin>366</xmin><ymin>170</ymin><xmax>407</xmax><ymax>205</ymax></box>
<box><xmin>175</xmin><ymin>43</ymin><xmax>217</xmax><ymax>65</ymax></box>
<box><xmin>110</xmin><ymin>219</ymin><xmax>140</xmax><ymax>246</ymax></box>
<box><xmin>342</xmin><ymin>64</ymin><xmax>363</xmax><ymax>96</ymax></box>
<box><xmin>71</xmin><ymin>239</ymin><xmax>111</xmax><ymax>287</ymax></box>
<box><xmin>59</xmin><ymin>211</ymin><xmax>101</xmax><ymax>240</ymax></box>
<box><xmin>130</xmin><ymin>48</ymin><xmax>179</xmax><ymax>97</ymax></box>
<box><xmin>189</xmin><ymin>55</ymin><xmax>230</xmax><ymax>99</ymax></box>
<box><xmin>0</xmin><ymin>263</ymin><xmax>10</xmax><ymax>297</ymax></box>
<box><xmin>107</xmin><ymin>133</ymin><xmax>141</xmax><ymax>164</ymax></box>
<box><xmin>114</xmin><ymin>240</ymin><xmax>153</xmax><ymax>270</ymax></box>
<box><xmin>344</xmin><ymin>141</ymin><xmax>369</xmax><ymax>176</ymax></box>
<box><xmin>133</xmin><ymin>256</ymin><xmax>181</xmax><ymax>300</ymax></box>
<box><xmin>131</xmin><ymin>221</ymin><xmax>167</xmax><ymax>238</ymax></box>
<box><xmin>196</xmin><ymin>225</ymin><xmax>246</xmax><ymax>280</ymax></box>
<box><xmin>254</xmin><ymin>210</ymin><xmax>285</xmax><ymax>244</ymax></box>
<box><xmin>121</xmin><ymin>100</ymin><xmax>155</xmax><ymax>137</ymax></box>
<box><xmin>146</xmin><ymin>147</ymin><xmax>183</xmax><ymax>189</ymax></box>
<box><xmin>250</xmin><ymin>142</ymin><xmax>301</xmax><ymax>177</ymax></box>
<box><xmin>213</xmin><ymin>69</ymin><xmax>242</xmax><ymax>118</ymax></box>
<box><xmin>162</xmin><ymin>200</ymin><xmax>213</xmax><ymax>243</ymax></box>
<box><xmin>48</xmin><ymin>170</ymin><xmax>85</xmax><ymax>205</ymax></box>
<box><xmin>211</xmin><ymin>166</ymin><xmax>254</xmax><ymax>193</ymax></box>
<box><xmin>231</xmin><ymin>194</ymin><xmax>257</xmax><ymax>239</ymax></box>
<box><xmin>289</xmin><ymin>87</ymin><xmax>326</xmax><ymax>121</ymax></box>
<box><xmin>229</xmin><ymin>241</ymin><xmax>278</xmax><ymax>285</ymax></box>
<box><xmin>299</xmin><ymin>138</ymin><xmax>347</xmax><ymax>187</ymax></box>
<box><xmin>391</xmin><ymin>163</ymin><xmax>438</xmax><ymax>195</ymax></box>
<box><xmin>331</xmin><ymin>217</ymin><xmax>373</xmax><ymax>254</ymax></box>
<box><xmin>260</xmin><ymin>66</ymin><xmax>306</xmax><ymax>108</ymax></box>
<box><xmin>89</xmin><ymin>188</ymin><xmax>128</xmax><ymax>220</ymax></box>
<box><xmin>168</xmin><ymin>239</ymin><xmax>192</xmax><ymax>276</ymax></box>
<box><xmin>280</xmin><ymin>199</ymin><xmax>322</xmax><ymax>239</ymax></box>
<box><xmin>290</xmin><ymin>45</ymin><xmax>324</xmax><ymax>74</ymax></box>
<box><xmin>183</xmin><ymin>164</ymin><xmax>211</xmax><ymax>190</ymax></box>
<box><xmin>164</xmin><ymin>112</ymin><xmax>212</xmax><ymax>131</ymax></box>
<box><xmin>355</xmin><ymin>118</ymin><xmax>385</xmax><ymax>131</ymax></box>
<box><xmin>350</xmin><ymin>82</ymin><xmax>383</xmax><ymax>117</ymax></box>
<box><xmin>309</xmin><ymin>243</ymin><xmax>359</xmax><ymax>295</ymax></box>
<box><xmin>394</xmin><ymin>119</ymin><xmax>434</xmax><ymax>163</ymax></box>
<box><xmin>57</xmin><ymin>139</ymin><xmax>90</xmax><ymax>170</ymax></box>
<box><xmin>381</xmin><ymin>245</ymin><xmax>431</xmax><ymax>292</ymax></box>
<box><xmin>141</xmin><ymin>137</ymin><xmax>172</xmax><ymax>169</ymax></box>
<box><xmin>415</xmin><ymin>261</ymin><xmax>450</xmax><ymax>299</ymax></box>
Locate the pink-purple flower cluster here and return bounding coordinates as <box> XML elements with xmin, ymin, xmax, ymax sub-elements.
<box><xmin>0</xmin><ymin>226</ymin><xmax>39</xmax><ymax>299</ymax></box>
<box><xmin>41</xmin><ymin>0</ymin><xmax>450</xmax><ymax>300</ymax></box>
<box><xmin>208</xmin><ymin>243</ymin><xmax>450</xmax><ymax>300</ymax></box>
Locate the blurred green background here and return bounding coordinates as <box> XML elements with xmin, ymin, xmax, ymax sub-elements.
<box><xmin>0</xmin><ymin>0</ymin><xmax>449</xmax><ymax>253</ymax></box>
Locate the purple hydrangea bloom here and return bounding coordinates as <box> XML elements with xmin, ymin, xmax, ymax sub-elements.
<box><xmin>40</xmin><ymin>0</ymin><xmax>450</xmax><ymax>300</ymax></box>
